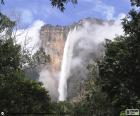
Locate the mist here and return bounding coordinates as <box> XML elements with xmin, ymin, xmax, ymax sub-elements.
<box><xmin>15</xmin><ymin>20</ymin><xmax>45</xmax><ymax>54</ymax></box>
<box><xmin>58</xmin><ymin>20</ymin><xmax>124</xmax><ymax>101</ymax></box>
<box><xmin>39</xmin><ymin>69</ymin><xmax>59</xmax><ymax>101</ymax></box>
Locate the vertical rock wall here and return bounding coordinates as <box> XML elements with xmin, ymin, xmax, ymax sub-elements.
<box><xmin>40</xmin><ymin>25</ymin><xmax>70</xmax><ymax>73</ymax></box>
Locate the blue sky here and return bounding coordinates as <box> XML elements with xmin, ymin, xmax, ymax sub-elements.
<box><xmin>1</xmin><ymin>0</ymin><xmax>131</xmax><ymax>28</ymax></box>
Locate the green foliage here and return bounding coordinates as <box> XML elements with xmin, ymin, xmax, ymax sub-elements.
<box><xmin>0</xmin><ymin>13</ymin><xmax>15</xmax><ymax>42</ymax></box>
<box><xmin>99</xmin><ymin>0</ymin><xmax>140</xmax><ymax>115</ymax></box>
<box><xmin>21</xmin><ymin>47</ymin><xmax>51</xmax><ymax>67</ymax></box>
<box><xmin>0</xmin><ymin>13</ymin><xmax>14</xmax><ymax>29</ymax></box>
<box><xmin>0</xmin><ymin>38</ymin><xmax>52</xmax><ymax>114</ymax></box>
<box><xmin>22</xmin><ymin>47</ymin><xmax>51</xmax><ymax>80</ymax></box>
<box><xmin>0</xmin><ymin>72</ymin><xmax>51</xmax><ymax>114</ymax></box>
<box><xmin>1</xmin><ymin>0</ymin><xmax>77</xmax><ymax>11</ymax></box>
<box><xmin>0</xmin><ymin>38</ymin><xmax>21</xmax><ymax>75</ymax></box>
<box><xmin>52</xmin><ymin>101</ymin><xmax>75</xmax><ymax>115</ymax></box>
<box><xmin>72</xmin><ymin>63</ymin><xmax>112</xmax><ymax>116</ymax></box>
<box><xmin>32</xmin><ymin>47</ymin><xmax>51</xmax><ymax>66</ymax></box>
<box><xmin>50</xmin><ymin>0</ymin><xmax>77</xmax><ymax>11</ymax></box>
<box><xmin>0</xmin><ymin>13</ymin><xmax>52</xmax><ymax>114</ymax></box>
<box><xmin>131</xmin><ymin>0</ymin><xmax>140</xmax><ymax>6</ymax></box>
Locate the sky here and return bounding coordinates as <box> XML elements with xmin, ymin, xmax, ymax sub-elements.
<box><xmin>0</xmin><ymin>0</ymin><xmax>131</xmax><ymax>29</ymax></box>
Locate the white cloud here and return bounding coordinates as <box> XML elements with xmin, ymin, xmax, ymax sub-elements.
<box><xmin>79</xmin><ymin>0</ymin><xmax>116</xmax><ymax>20</ymax></box>
<box><xmin>116</xmin><ymin>13</ymin><xmax>126</xmax><ymax>21</ymax></box>
<box><xmin>15</xmin><ymin>20</ymin><xmax>45</xmax><ymax>54</ymax></box>
<box><xmin>86</xmin><ymin>0</ymin><xmax>126</xmax><ymax>21</ymax></box>
<box><xmin>94</xmin><ymin>0</ymin><xmax>115</xmax><ymax>20</ymax></box>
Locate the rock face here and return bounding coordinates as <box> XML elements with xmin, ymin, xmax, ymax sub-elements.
<box><xmin>39</xmin><ymin>18</ymin><xmax>107</xmax><ymax>100</ymax></box>
<box><xmin>40</xmin><ymin>25</ymin><xmax>70</xmax><ymax>73</ymax></box>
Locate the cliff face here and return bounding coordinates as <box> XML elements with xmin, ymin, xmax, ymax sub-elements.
<box><xmin>40</xmin><ymin>25</ymin><xmax>70</xmax><ymax>73</ymax></box>
<box><xmin>39</xmin><ymin>18</ymin><xmax>107</xmax><ymax>100</ymax></box>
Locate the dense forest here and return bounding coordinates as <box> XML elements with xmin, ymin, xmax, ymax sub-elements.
<box><xmin>0</xmin><ymin>0</ymin><xmax>140</xmax><ymax>116</ymax></box>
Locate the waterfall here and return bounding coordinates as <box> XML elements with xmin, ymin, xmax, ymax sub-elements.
<box><xmin>58</xmin><ymin>28</ymin><xmax>78</xmax><ymax>101</ymax></box>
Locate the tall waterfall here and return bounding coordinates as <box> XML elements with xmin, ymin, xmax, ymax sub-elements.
<box><xmin>58</xmin><ymin>28</ymin><xmax>78</xmax><ymax>101</ymax></box>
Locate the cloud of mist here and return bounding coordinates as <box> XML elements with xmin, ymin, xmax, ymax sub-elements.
<box><xmin>58</xmin><ymin>19</ymin><xmax>124</xmax><ymax>100</ymax></box>
<box><xmin>39</xmin><ymin>69</ymin><xmax>59</xmax><ymax>101</ymax></box>
<box><xmin>15</xmin><ymin>20</ymin><xmax>45</xmax><ymax>54</ymax></box>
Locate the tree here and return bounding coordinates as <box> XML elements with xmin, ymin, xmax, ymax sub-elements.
<box><xmin>0</xmin><ymin>7</ymin><xmax>52</xmax><ymax>115</ymax></box>
<box><xmin>0</xmin><ymin>0</ymin><xmax>77</xmax><ymax>12</ymax></box>
<box><xmin>52</xmin><ymin>101</ymin><xmax>75</xmax><ymax>115</ymax></box>
<box><xmin>22</xmin><ymin>47</ymin><xmax>51</xmax><ymax>80</ymax></box>
<box><xmin>130</xmin><ymin>0</ymin><xmax>140</xmax><ymax>6</ymax></box>
<box><xmin>0</xmin><ymin>72</ymin><xmax>52</xmax><ymax>114</ymax></box>
<box><xmin>50</xmin><ymin>0</ymin><xmax>77</xmax><ymax>11</ymax></box>
<box><xmin>72</xmin><ymin>63</ymin><xmax>112</xmax><ymax>116</ymax></box>
<box><xmin>99</xmin><ymin>0</ymin><xmax>140</xmax><ymax>115</ymax></box>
